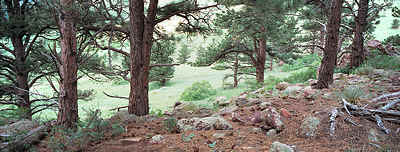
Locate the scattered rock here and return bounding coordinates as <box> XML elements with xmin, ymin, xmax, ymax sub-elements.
<box><xmin>263</xmin><ymin>107</ymin><xmax>284</xmax><ymax>131</ymax></box>
<box><xmin>269</xmin><ymin>141</ymin><xmax>295</xmax><ymax>152</ymax></box>
<box><xmin>298</xmin><ymin>116</ymin><xmax>320</xmax><ymax>138</ymax></box>
<box><xmin>212</xmin><ymin>132</ymin><xmax>226</xmax><ymax>139</ymax></box>
<box><xmin>217</xmin><ymin>105</ymin><xmax>238</xmax><ymax>115</ymax></box>
<box><xmin>266</xmin><ymin>129</ymin><xmax>278</xmax><ymax>137</ymax></box>
<box><xmin>215</xmin><ymin>96</ymin><xmax>229</xmax><ymax>106</ymax></box>
<box><xmin>111</xmin><ymin>110</ymin><xmax>138</xmax><ymax>123</ymax></box>
<box><xmin>308</xmin><ymin>79</ymin><xmax>318</xmax><ymax>86</ymax></box>
<box><xmin>303</xmin><ymin>86</ymin><xmax>317</xmax><ymax>99</ymax></box>
<box><xmin>259</xmin><ymin>101</ymin><xmax>272</xmax><ymax>109</ymax></box>
<box><xmin>150</xmin><ymin>135</ymin><xmax>164</xmax><ymax>144</ymax></box>
<box><xmin>276</xmin><ymin>82</ymin><xmax>289</xmax><ymax>90</ymax></box>
<box><xmin>177</xmin><ymin>116</ymin><xmax>233</xmax><ymax>131</ymax></box>
<box><xmin>120</xmin><ymin>137</ymin><xmax>143</xmax><ymax>144</ymax></box>
<box><xmin>283</xmin><ymin>86</ymin><xmax>303</xmax><ymax>98</ymax></box>
<box><xmin>0</xmin><ymin>119</ymin><xmax>37</xmax><ymax>136</ymax></box>
<box><xmin>368</xmin><ymin>128</ymin><xmax>387</xmax><ymax>142</ymax></box>
<box><xmin>250</xmin><ymin>127</ymin><xmax>263</xmax><ymax>134</ymax></box>
<box><xmin>233</xmin><ymin>96</ymin><xmax>248</xmax><ymax>107</ymax></box>
<box><xmin>280</xmin><ymin>108</ymin><xmax>291</xmax><ymax>118</ymax></box>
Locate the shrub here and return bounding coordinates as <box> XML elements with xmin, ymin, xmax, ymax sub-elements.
<box><xmin>284</xmin><ymin>68</ymin><xmax>317</xmax><ymax>83</ymax></box>
<box><xmin>334</xmin><ymin>67</ymin><xmax>353</xmax><ymax>74</ymax></box>
<box><xmin>340</xmin><ymin>86</ymin><xmax>366</xmax><ymax>104</ymax></box>
<box><xmin>353</xmin><ymin>65</ymin><xmax>374</xmax><ymax>75</ymax></box>
<box><xmin>281</xmin><ymin>54</ymin><xmax>321</xmax><ymax>72</ymax></box>
<box><xmin>78</xmin><ymin>89</ymin><xmax>95</xmax><ymax>101</ymax></box>
<box><xmin>180</xmin><ymin>81</ymin><xmax>217</xmax><ymax>101</ymax></box>
<box><xmin>163</xmin><ymin>117</ymin><xmax>178</xmax><ymax>133</ymax></box>
<box><xmin>244</xmin><ymin>79</ymin><xmax>264</xmax><ymax>91</ymax></box>
<box><xmin>365</xmin><ymin>55</ymin><xmax>400</xmax><ymax>71</ymax></box>
<box><xmin>392</xmin><ymin>19</ymin><xmax>400</xmax><ymax>29</ymax></box>
<box><xmin>112</xmin><ymin>78</ymin><xmax>129</xmax><ymax>85</ymax></box>
<box><xmin>264</xmin><ymin>76</ymin><xmax>283</xmax><ymax>90</ymax></box>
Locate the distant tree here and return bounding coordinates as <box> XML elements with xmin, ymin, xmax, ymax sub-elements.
<box><xmin>177</xmin><ymin>44</ymin><xmax>191</xmax><ymax>64</ymax></box>
<box><xmin>392</xmin><ymin>19</ymin><xmax>400</xmax><ymax>29</ymax></box>
<box><xmin>149</xmin><ymin>38</ymin><xmax>176</xmax><ymax>86</ymax></box>
<box><xmin>314</xmin><ymin>0</ymin><xmax>344</xmax><ymax>89</ymax></box>
<box><xmin>350</xmin><ymin>0</ymin><xmax>369</xmax><ymax>68</ymax></box>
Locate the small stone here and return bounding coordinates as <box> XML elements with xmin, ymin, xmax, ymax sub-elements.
<box><xmin>120</xmin><ymin>137</ymin><xmax>143</xmax><ymax>144</ymax></box>
<box><xmin>150</xmin><ymin>135</ymin><xmax>164</xmax><ymax>144</ymax></box>
<box><xmin>251</xmin><ymin>127</ymin><xmax>263</xmax><ymax>134</ymax></box>
<box><xmin>213</xmin><ymin>132</ymin><xmax>226</xmax><ymax>139</ymax></box>
<box><xmin>298</xmin><ymin>116</ymin><xmax>320</xmax><ymax>138</ymax></box>
<box><xmin>269</xmin><ymin>141</ymin><xmax>294</xmax><ymax>152</ymax></box>
<box><xmin>260</xmin><ymin>101</ymin><xmax>272</xmax><ymax>109</ymax></box>
<box><xmin>276</xmin><ymin>82</ymin><xmax>289</xmax><ymax>90</ymax></box>
<box><xmin>266</xmin><ymin>129</ymin><xmax>277</xmax><ymax>137</ymax></box>
<box><xmin>280</xmin><ymin>108</ymin><xmax>291</xmax><ymax>118</ymax></box>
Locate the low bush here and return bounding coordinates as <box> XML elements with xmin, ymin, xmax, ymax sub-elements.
<box><xmin>284</xmin><ymin>68</ymin><xmax>317</xmax><ymax>83</ymax></box>
<box><xmin>365</xmin><ymin>55</ymin><xmax>400</xmax><ymax>71</ymax></box>
<box><xmin>281</xmin><ymin>54</ymin><xmax>321</xmax><ymax>72</ymax></box>
<box><xmin>339</xmin><ymin>86</ymin><xmax>366</xmax><ymax>104</ymax></box>
<box><xmin>353</xmin><ymin>65</ymin><xmax>374</xmax><ymax>75</ymax></box>
<box><xmin>180</xmin><ymin>81</ymin><xmax>217</xmax><ymax>101</ymax></box>
<box><xmin>78</xmin><ymin>89</ymin><xmax>95</xmax><ymax>101</ymax></box>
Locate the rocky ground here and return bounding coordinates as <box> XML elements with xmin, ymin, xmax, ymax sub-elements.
<box><xmin>2</xmin><ymin>69</ymin><xmax>400</xmax><ymax>152</ymax></box>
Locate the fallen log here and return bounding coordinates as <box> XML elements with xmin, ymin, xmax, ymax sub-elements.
<box><xmin>372</xmin><ymin>91</ymin><xmax>400</xmax><ymax>102</ymax></box>
<box><xmin>344</xmin><ymin>117</ymin><xmax>360</xmax><ymax>126</ymax></box>
<box><xmin>329</xmin><ymin>108</ymin><xmax>339</xmax><ymax>136</ymax></box>
<box><xmin>373</xmin><ymin>114</ymin><xmax>390</xmax><ymax>134</ymax></box>
<box><xmin>380</xmin><ymin>98</ymin><xmax>400</xmax><ymax>111</ymax></box>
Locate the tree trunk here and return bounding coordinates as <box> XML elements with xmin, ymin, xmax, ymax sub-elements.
<box><xmin>351</xmin><ymin>0</ymin><xmax>369</xmax><ymax>68</ymax></box>
<box><xmin>233</xmin><ymin>53</ymin><xmax>239</xmax><ymax>88</ymax></box>
<box><xmin>57</xmin><ymin>0</ymin><xmax>79</xmax><ymax>129</ymax></box>
<box><xmin>256</xmin><ymin>37</ymin><xmax>266</xmax><ymax>84</ymax></box>
<box><xmin>12</xmin><ymin>36</ymin><xmax>31</xmax><ymax>120</ymax></box>
<box><xmin>315</xmin><ymin>0</ymin><xmax>344</xmax><ymax>89</ymax></box>
<box><xmin>128</xmin><ymin>0</ymin><xmax>158</xmax><ymax>116</ymax></box>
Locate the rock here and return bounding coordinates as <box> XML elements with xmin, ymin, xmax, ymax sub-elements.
<box><xmin>215</xmin><ymin>96</ymin><xmax>229</xmax><ymax>106</ymax></box>
<box><xmin>120</xmin><ymin>137</ymin><xmax>143</xmax><ymax>144</ymax></box>
<box><xmin>250</xmin><ymin>127</ymin><xmax>263</xmax><ymax>134</ymax></box>
<box><xmin>259</xmin><ymin>101</ymin><xmax>272</xmax><ymax>109</ymax></box>
<box><xmin>308</xmin><ymin>79</ymin><xmax>318</xmax><ymax>86</ymax></box>
<box><xmin>111</xmin><ymin>110</ymin><xmax>138</xmax><ymax>123</ymax></box>
<box><xmin>177</xmin><ymin>116</ymin><xmax>233</xmax><ymax>131</ymax></box>
<box><xmin>246</xmin><ymin>98</ymin><xmax>262</xmax><ymax>106</ymax></box>
<box><xmin>212</xmin><ymin>132</ymin><xmax>226</xmax><ymax>139</ymax></box>
<box><xmin>283</xmin><ymin>86</ymin><xmax>303</xmax><ymax>97</ymax></box>
<box><xmin>269</xmin><ymin>141</ymin><xmax>294</xmax><ymax>152</ymax></box>
<box><xmin>217</xmin><ymin>105</ymin><xmax>238</xmax><ymax>115</ymax></box>
<box><xmin>266</xmin><ymin>129</ymin><xmax>277</xmax><ymax>137</ymax></box>
<box><xmin>368</xmin><ymin>128</ymin><xmax>387</xmax><ymax>142</ymax></box>
<box><xmin>251</xmin><ymin>87</ymin><xmax>265</xmax><ymax>95</ymax></box>
<box><xmin>263</xmin><ymin>107</ymin><xmax>284</xmax><ymax>131</ymax></box>
<box><xmin>367</xmin><ymin>40</ymin><xmax>383</xmax><ymax>50</ymax></box>
<box><xmin>280</xmin><ymin>108</ymin><xmax>291</xmax><ymax>118</ymax></box>
<box><xmin>303</xmin><ymin>86</ymin><xmax>317</xmax><ymax>99</ymax></box>
<box><xmin>333</xmin><ymin>73</ymin><xmax>346</xmax><ymax>80</ymax></box>
<box><xmin>150</xmin><ymin>135</ymin><xmax>164</xmax><ymax>144</ymax></box>
<box><xmin>0</xmin><ymin>120</ymin><xmax>37</xmax><ymax>136</ymax></box>
<box><xmin>276</xmin><ymin>82</ymin><xmax>289</xmax><ymax>90</ymax></box>
<box><xmin>298</xmin><ymin>116</ymin><xmax>320</xmax><ymax>138</ymax></box>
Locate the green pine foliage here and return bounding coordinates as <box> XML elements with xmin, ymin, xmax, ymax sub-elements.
<box><xmin>149</xmin><ymin>39</ymin><xmax>176</xmax><ymax>86</ymax></box>
<box><xmin>392</xmin><ymin>19</ymin><xmax>400</xmax><ymax>29</ymax></box>
<box><xmin>177</xmin><ymin>44</ymin><xmax>191</xmax><ymax>64</ymax></box>
<box><xmin>180</xmin><ymin>81</ymin><xmax>217</xmax><ymax>101</ymax></box>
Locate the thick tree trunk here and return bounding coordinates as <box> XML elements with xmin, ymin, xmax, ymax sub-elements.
<box><xmin>351</xmin><ymin>0</ymin><xmax>369</xmax><ymax>68</ymax></box>
<box><xmin>256</xmin><ymin>38</ymin><xmax>266</xmax><ymax>84</ymax></box>
<box><xmin>315</xmin><ymin>0</ymin><xmax>343</xmax><ymax>89</ymax></box>
<box><xmin>12</xmin><ymin>36</ymin><xmax>31</xmax><ymax>120</ymax></box>
<box><xmin>128</xmin><ymin>0</ymin><xmax>158</xmax><ymax>116</ymax></box>
<box><xmin>57</xmin><ymin>0</ymin><xmax>79</xmax><ymax>129</ymax></box>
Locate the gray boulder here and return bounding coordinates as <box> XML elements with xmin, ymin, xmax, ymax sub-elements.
<box><xmin>263</xmin><ymin>107</ymin><xmax>284</xmax><ymax>131</ymax></box>
<box><xmin>177</xmin><ymin>116</ymin><xmax>233</xmax><ymax>131</ymax></box>
<box><xmin>298</xmin><ymin>116</ymin><xmax>320</xmax><ymax>138</ymax></box>
<box><xmin>150</xmin><ymin>135</ymin><xmax>164</xmax><ymax>144</ymax></box>
<box><xmin>276</xmin><ymin>82</ymin><xmax>289</xmax><ymax>90</ymax></box>
<box><xmin>269</xmin><ymin>141</ymin><xmax>294</xmax><ymax>152</ymax></box>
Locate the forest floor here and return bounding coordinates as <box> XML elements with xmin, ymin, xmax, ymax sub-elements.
<box><xmin>70</xmin><ymin>69</ymin><xmax>400</xmax><ymax>152</ymax></box>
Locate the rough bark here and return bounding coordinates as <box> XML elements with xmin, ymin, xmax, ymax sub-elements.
<box><xmin>315</xmin><ymin>0</ymin><xmax>343</xmax><ymax>89</ymax></box>
<box><xmin>255</xmin><ymin>37</ymin><xmax>266</xmax><ymax>84</ymax></box>
<box><xmin>128</xmin><ymin>0</ymin><xmax>158</xmax><ymax>116</ymax></box>
<box><xmin>57</xmin><ymin>0</ymin><xmax>79</xmax><ymax>129</ymax></box>
<box><xmin>351</xmin><ymin>0</ymin><xmax>369</xmax><ymax>68</ymax></box>
<box><xmin>12</xmin><ymin>36</ymin><xmax>31</xmax><ymax>120</ymax></box>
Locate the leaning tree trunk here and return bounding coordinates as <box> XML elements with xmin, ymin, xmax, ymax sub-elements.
<box><xmin>57</xmin><ymin>0</ymin><xmax>79</xmax><ymax>129</ymax></box>
<box><xmin>315</xmin><ymin>0</ymin><xmax>344</xmax><ymax>89</ymax></box>
<box><xmin>128</xmin><ymin>0</ymin><xmax>158</xmax><ymax>116</ymax></box>
<box><xmin>351</xmin><ymin>0</ymin><xmax>369</xmax><ymax>68</ymax></box>
<box><xmin>255</xmin><ymin>37</ymin><xmax>266</xmax><ymax>84</ymax></box>
<box><xmin>12</xmin><ymin>36</ymin><xmax>32</xmax><ymax>120</ymax></box>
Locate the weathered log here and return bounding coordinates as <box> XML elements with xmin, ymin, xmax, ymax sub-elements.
<box><xmin>329</xmin><ymin>108</ymin><xmax>339</xmax><ymax>136</ymax></box>
<box><xmin>344</xmin><ymin>117</ymin><xmax>360</xmax><ymax>126</ymax></box>
<box><xmin>382</xmin><ymin>118</ymin><xmax>400</xmax><ymax>124</ymax></box>
<box><xmin>380</xmin><ymin>98</ymin><xmax>400</xmax><ymax>111</ymax></box>
<box><xmin>373</xmin><ymin>114</ymin><xmax>390</xmax><ymax>134</ymax></box>
<box><xmin>372</xmin><ymin>91</ymin><xmax>400</xmax><ymax>102</ymax></box>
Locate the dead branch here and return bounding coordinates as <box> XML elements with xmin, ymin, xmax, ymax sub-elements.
<box><xmin>372</xmin><ymin>91</ymin><xmax>400</xmax><ymax>102</ymax></box>
<box><xmin>329</xmin><ymin>108</ymin><xmax>339</xmax><ymax>136</ymax></box>
<box><xmin>344</xmin><ymin>117</ymin><xmax>360</xmax><ymax>126</ymax></box>
<box><xmin>110</xmin><ymin>106</ymin><xmax>128</xmax><ymax>111</ymax></box>
<box><xmin>103</xmin><ymin>92</ymin><xmax>129</xmax><ymax>100</ymax></box>
<box><xmin>380</xmin><ymin>98</ymin><xmax>400</xmax><ymax>111</ymax></box>
<box><xmin>373</xmin><ymin>114</ymin><xmax>390</xmax><ymax>134</ymax></box>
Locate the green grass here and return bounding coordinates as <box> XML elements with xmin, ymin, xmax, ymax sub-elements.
<box><xmin>374</xmin><ymin>3</ymin><xmax>400</xmax><ymax>41</ymax></box>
